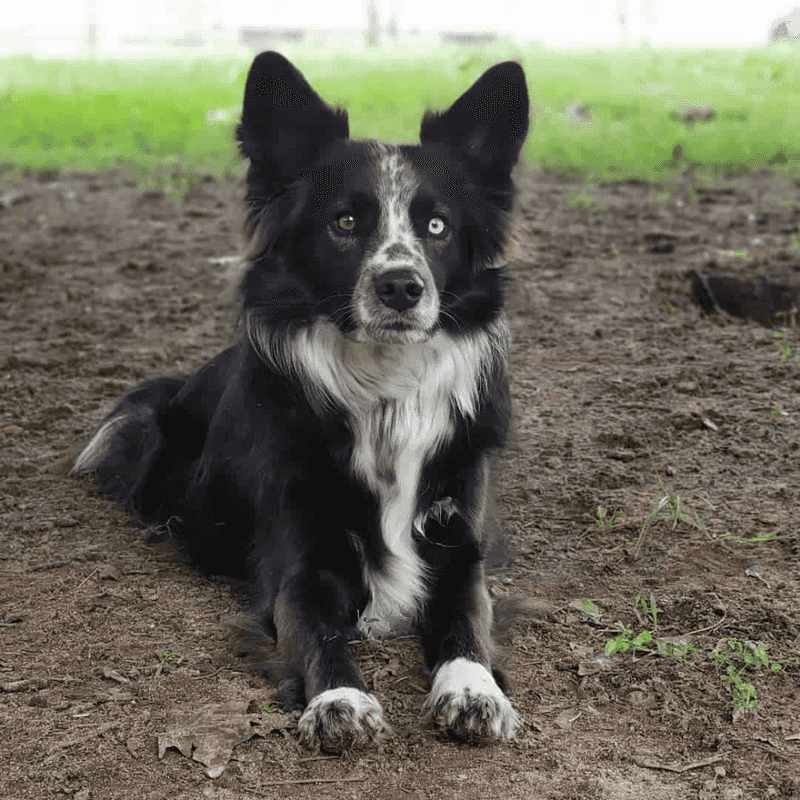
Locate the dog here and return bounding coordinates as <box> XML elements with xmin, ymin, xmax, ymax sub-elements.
<box><xmin>73</xmin><ymin>51</ymin><xmax>529</xmax><ymax>752</ymax></box>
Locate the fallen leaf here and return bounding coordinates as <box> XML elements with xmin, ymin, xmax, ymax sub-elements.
<box><xmin>577</xmin><ymin>653</ymin><xmax>614</xmax><ymax>676</ymax></box>
<box><xmin>157</xmin><ymin>701</ymin><xmax>288</xmax><ymax>778</ymax></box>
<box><xmin>373</xmin><ymin>657</ymin><xmax>401</xmax><ymax>682</ymax></box>
<box><xmin>554</xmin><ymin>709</ymin><xmax>581</xmax><ymax>730</ymax></box>
<box><xmin>98</xmin><ymin>562</ymin><xmax>122</xmax><ymax>581</ymax></box>
<box><xmin>101</xmin><ymin>667</ymin><xmax>129</xmax><ymax>684</ymax></box>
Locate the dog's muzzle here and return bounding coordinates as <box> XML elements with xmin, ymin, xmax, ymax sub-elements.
<box><xmin>374</xmin><ymin>269</ymin><xmax>425</xmax><ymax>313</ymax></box>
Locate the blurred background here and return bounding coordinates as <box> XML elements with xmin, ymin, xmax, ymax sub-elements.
<box><xmin>3</xmin><ymin>0</ymin><xmax>800</xmax><ymax>55</ymax></box>
<box><xmin>3</xmin><ymin>2</ymin><xmax>800</xmax><ymax>185</ymax></box>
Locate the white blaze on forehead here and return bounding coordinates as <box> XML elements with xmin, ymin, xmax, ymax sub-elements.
<box><xmin>369</xmin><ymin>142</ymin><xmax>423</xmax><ymax>255</ymax></box>
<box><xmin>353</xmin><ymin>142</ymin><xmax>440</xmax><ymax>340</ymax></box>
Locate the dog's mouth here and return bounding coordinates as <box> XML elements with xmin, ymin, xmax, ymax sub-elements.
<box><xmin>355</xmin><ymin>320</ymin><xmax>434</xmax><ymax>345</ymax></box>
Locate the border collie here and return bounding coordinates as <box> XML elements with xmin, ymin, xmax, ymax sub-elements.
<box><xmin>73</xmin><ymin>51</ymin><xmax>529</xmax><ymax>752</ymax></box>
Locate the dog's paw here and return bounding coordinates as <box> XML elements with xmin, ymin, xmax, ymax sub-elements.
<box><xmin>424</xmin><ymin>658</ymin><xmax>521</xmax><ymax>740</ymax></box>
<box><xmin>297</xmin><ymin>688</ymin><xmax>390</xmax><ymax>753</ymax></box>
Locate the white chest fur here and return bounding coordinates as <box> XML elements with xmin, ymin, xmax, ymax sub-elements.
<box><xmin>351</xmin><ymin>368</ymin><xmax>455</xmax><ymax>636</ymax></box>
<box><xmin>344</xmin><ymin>331</ymin><xmax>494</xmax><ymax>636</ymax></box>
<box><xmin>254</xmin><ymin>318</ymin><xmax>507</xmax><ymax>634</ymax></box>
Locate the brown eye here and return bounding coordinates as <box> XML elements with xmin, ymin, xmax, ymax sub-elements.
<box><xmin>337</xmin><ymin>214</ymin><xmax>356</xmax><ymax>232</ymax></box>
<box><xmin>428</xmin><ymin>217</ymin><xmax>446</xmax><ymax>236</ymax></box>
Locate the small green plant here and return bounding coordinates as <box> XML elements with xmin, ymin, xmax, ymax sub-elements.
<box><xmin>721</xmin><ymin>664</ymin><xmax>758</xmax><ymax>711</ymax></box>
<box><xmin>604</xmin><ymin>595</ymin><xmax>697</xmax><ymax>663</ymax></box>
<box><xmin>604</xmin><ymin>625</ymin><xmax>654</xmax><ymax>656</ymax></box>
<box><xmin>154</xmin><ymin>648</ymin><xmax>181</xmax><ymax>676</ymax></box>
<box><xmin>579</xmin><ymin>597</ymin><xmax>599</xmax><ymax>617</ymax></box>
<box><xmin>637</xmin><ymin>491</ymin><xmax>688</xmax><ymax>549</ymax></box>
<box><xmin>651</xmin><ymin>187</ymin><xmax>671</xmax><ymax>204</ymax></box>
<box><xmin>259</xmin><ymin>702</ymin><xmax>276</xmax><ymax>714</ymax></box>
<box><xmin>774</xmin><ymin>340</ymin><xmax>800</xmax><ymax>363</ymax></box>
<box><xmin>657</xmin><ymin>640</ymin><xmax>698</xmax><ymax>664</ymax></box>
<box><xmin>604</xmin><ymin>621</ymin><xmax>699</xmax><ymax>664</ymax></box>
<box><xmin>568</xmin><ymin>189</ymin><xmax>603</xmax><ymax>212</ymax></box>
<box><xmin>595</xmin><ymin>505</ymin><xmax>627</xmax><ymax>532</ymax></box>
<box><xmin>635</xmin><ymin>594</ymin><xmax>662</xmax><ymax>628</ymax></box>
<box><xmin>709</xmin><ymin>638</ymin><xmax>784</xmax><ymax>713</ymax></box>
<box><xmin>734</xmin><ymin>249</ymin><xmax>747</xmax><ymax>260</ymax></box>
<box><xmin>725</xmin><ymin>529</ymin><xmax>778</xmax><ymax>543</ymax></box>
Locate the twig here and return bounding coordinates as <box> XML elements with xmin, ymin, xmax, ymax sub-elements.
<box><xmin>685</xmin><ymin>607</ymin><xmax>727</xmax><ymax>637</ymax></box>
<box><xmin>634</xmin><ymin>754</ymin><xmax>724</xmax><ymax>773</ymax></box>
<box><xmin>296</xmin><ymin>756</ymin><xmax>340</xmax><ymax>763</ymax></box>
<box><xmin>74</xmin><ymin>569</ymin><xmax>99</xmax><ymax>593</ymax></box>
<box><xmin>245</xmin><ymin>776</ymin><xmax>366</xmax><ymax>790</ymax></box>
<box><xmin>190</xmin><ymin>667</ymin><xmax>226</xmax><ymax>680</ymax></box>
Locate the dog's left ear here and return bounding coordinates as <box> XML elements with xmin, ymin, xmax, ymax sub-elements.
<box><xmin>420</xmin><ymin>62</ymin><xmax>529</xmax><ymax>185</ymax></box>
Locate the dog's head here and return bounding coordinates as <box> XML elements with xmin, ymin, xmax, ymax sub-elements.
<box><xmin>237</xmin><ymin>52</ymin><xmax>528</xmax><ymax>346</ymax></box>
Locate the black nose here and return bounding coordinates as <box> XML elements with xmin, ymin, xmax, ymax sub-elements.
<box><xmin>374</xmin><ymin>269</ymin><xmax>424</xmax><ymax>312</ymax></box>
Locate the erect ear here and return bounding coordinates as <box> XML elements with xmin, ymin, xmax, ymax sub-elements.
<box><xmin>420</xmin><ymin>62</ymin><xmax>529</xmax><ymax>185</ymax></box>
<box><xmin>236</xmin><ymin>51</ymin><xmax>349</xmax><ymax>183</ymax></box>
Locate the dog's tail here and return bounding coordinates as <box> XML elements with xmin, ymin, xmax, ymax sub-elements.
<box><xmin>491</xmin><ymin>592</ymin><xmax>556</xmax><ymax>668</ymax></box>
<box><xmin>72</xmin><ymin>376</ymin><xmax>193</xmax><ymax>524</ymax></box>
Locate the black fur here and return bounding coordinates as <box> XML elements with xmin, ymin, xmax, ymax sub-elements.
<box><xmin>74</xmin><ymin>52</ymin><xmax>529</xmax><ymax>752</ymax></box>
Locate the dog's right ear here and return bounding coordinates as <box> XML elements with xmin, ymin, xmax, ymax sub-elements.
<box><xmin>237</xmin><ymin>52</ymin><xmax>349</xmax><ymax>183</ymax></box>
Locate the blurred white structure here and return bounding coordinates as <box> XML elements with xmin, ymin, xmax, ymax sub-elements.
<box><xmin>769</xmin><ymin>7</ymin><xmax>800</xmax><ymax>40</ymax></box>
<box><xmin>0</xmin><ymin>0</ymin><xmax>798</xmax><ymax>55</ymax></box>
<box><xmin>0</xmin><ymin>0</ymin><xmax>522</xmax><ymax>56</ymax></box>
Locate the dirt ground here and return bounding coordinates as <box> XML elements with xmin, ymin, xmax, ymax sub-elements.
<box><xmin>2</xmin><ymin>165</ymin><xmax>800</xmax><ymax>800</ymax></box>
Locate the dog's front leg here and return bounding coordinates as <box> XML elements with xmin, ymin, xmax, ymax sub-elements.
<box><xmin>418</xmin><ymin>550</ymin><xmax>521</xmax><ymax>740</ymax></box>
<box><xmin>273</xmin><ymin>566</ymin><xmax>390</xmax><ymax>752</ymax></box>
<box><xmin>416</xmin><ymin>455</ymin><xmax>521</xmax><ymax>742</ymax></box>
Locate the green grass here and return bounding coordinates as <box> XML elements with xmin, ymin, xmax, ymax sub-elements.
<box><xmin>601</xmin><ymin>601</ymin><xmax>794</xmax><ymax>716</ymax></box>
<box><xmin>2</xmin><ymin>44</ymin><xmax>800</xmax><ymax>186</ymax></box>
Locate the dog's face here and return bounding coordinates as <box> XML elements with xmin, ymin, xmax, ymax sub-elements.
<box><xmin>237</xmin><ymin>52</ymin><xmax>529</xmax><ymax>345</ymax></box>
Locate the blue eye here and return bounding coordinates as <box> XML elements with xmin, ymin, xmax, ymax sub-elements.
<box><xmin>428</xmin><ymin>217</ymin><xmax>446</xmax><ymax>235</ymax></box>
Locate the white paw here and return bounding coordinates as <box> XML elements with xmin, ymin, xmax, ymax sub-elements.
<box><xmin>297</xmin><ymin>688</ymin><xmax>390</xmax><ymax>752</ymax></box>
<box><xmin>424</xmin><ymin>658</ymin><xmax>521</xmax><ymax>740</ymax></box>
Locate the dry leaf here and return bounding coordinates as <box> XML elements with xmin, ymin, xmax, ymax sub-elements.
<box><xmin>101</xmin><ymin>667</ymin><xmax>129</xmax><ymax>684</ymax></box>
<box><xmin>554</xmin><ymin>709</ymin><xmax>581</xmax><ymax>730</ymax></box>
<box><xmin>157</xmin><ymin>701</ymin><xmax>287</xmax><ymax>778</ymax></box>
<box><xmin>373</xmin><ymin>657</ymin><xmax>401</xmax><ymax>682</ymax></box>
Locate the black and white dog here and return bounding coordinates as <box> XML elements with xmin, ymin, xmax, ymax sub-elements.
<box><xmin>73</xmin><ymin>52</ymin><xmax>529</xmax><ymax>752</ymax></box>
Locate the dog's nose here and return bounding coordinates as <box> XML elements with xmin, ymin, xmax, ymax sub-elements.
<box><xmin>374</xmin><ymin>269</ymin><xmax>424</xmax><ymax>312</ymax></box>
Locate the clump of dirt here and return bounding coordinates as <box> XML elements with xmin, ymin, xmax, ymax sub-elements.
<box><xmin>1</xmin><ymin>168</ymin><xmax>799</xmax><ymax>799</ymax></box>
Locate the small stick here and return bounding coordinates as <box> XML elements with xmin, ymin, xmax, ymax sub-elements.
<box><xmin>190</xmin><ymin>667</ymin><xmax>226</xmax><ymax>680</ymax></box>
<box><xmin>685</xmin><ymin>608</ymin><xmax>727</xmax><ymax>637</ymax></box>
<box><xmin>634</xmin><ymin>754</ymin><xmax>724</xmax><ymax>773</ymax></box>
<box><xmin>246</xmin><ymin>776</ymin><xmax>366</xmax><ymax>790</ymax></box>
